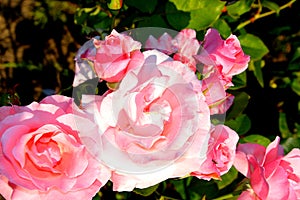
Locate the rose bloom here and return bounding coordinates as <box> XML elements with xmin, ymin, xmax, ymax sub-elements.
<box><xmin>192</xmin><ymin>124</ymin><xmax>239</xmax><ymax>180</ymax></box>
<box><xmin>195</xmin><ymin>28</ymin><xmax>250</xmax><ymax>81</ymax></box>
<box><xmin>145</xmin><ymin>29</ymin><xmax>200</xmax><ymax>71</ymax></box>
<box><xmin>91</xmin><ymin>29</ymin><xmax>144</xmax><ymax>83</ymax></box>
<box><xmin>0</xmin><ymin>95</ymin><xmax>110</xmax><ymax>200</ymax></box>
<box><xmin>234</xmin><ymin>136</ymin><xmax>300</xmax><ymax>200</ymax></box>
<box><xmin>201</xmin><ymin>69</ymin><xmax>234</xmax><ymax>115</ymax></box>
<box><xmin>80</xmin><ymin>50</ymin><xmax>211</xmax><ymax>191</ymax></box>
<box><xmin>145</xmin><ymin>32</ymin><xmax>175</xmax><ymax>55</ymax></box>
<box><xmin>172</xmin><ymin>29</ymin><xmax>200</xmax><ymax>72</ymax></box>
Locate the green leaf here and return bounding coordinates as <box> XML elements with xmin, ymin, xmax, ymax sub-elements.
<box><xmin>92</xmin><ymin>192</ymin><xmax>102</xmax><ymax>200</ymax></box>
<box><xmin>169</xmin><ymin>177</ymin><xmax>212</xmax><ymax>199</ymax></box>
<box><xmin>225</xmin><ymin>114</ymin><xmax>251</xmax><ymax>135</ymax></box>
<box><xmin>75</xmin><ymin>6</ymin><xmax>113</xmax><ymax>33</ymax></box>
<box><xmin>137</xmin><ymin>15</ymin><xmax>169</xmax><ymax>28</ymax></box>
<box><xmin>124</xmin><ymin>0</ymin><xmax>158</xmax><ymax>13</ymax></box>
<box><xmin>188</xmin><ymin>178</ymin><xmax>219</xmax><ymax>199</ymax></box>
<box><xmin>169</xmin><ymin>179</ymin><xmax>187</xmax><ymax>199</ymax></box>
<box><xmin>167</xmin><ymin>0</ymin><xmax>225</xmax><ymax>30</ymax></box>
<box><xmin>227</xmin><ymin>0</ymin><xmax>255</xmax><ymax>19</ymax></box>
<box><xmin>74</xmin><ymin>8</ymin><xmax>88</xmax><ymax>25</ymax></box>
<box><xmin>262</xmin><ymin>0</ymin><xmax>280</xmax><ymax>14</ymax></box>
<box><xmin>93</xmin><ymin>17</ymin><xmax>113</xmax><ymax>30</ymax></box>
<box><xmin>212</xmin><ymin>19</ymin><xmax>232</xmax><ymax>38</ymax></box>
<box><xmin>230</xmin><ymin>71</ymin><xmax>247</xmax><ymax>90</ymax></box>
<box><xmin>238</xmin><ymin>33</ymin><xmax>269</xmax><ymax>61</ymax></box>
<box><xmin>106</xmin><ymin>82</ymin><xmax>120</xmax><ymax>90</ymax></box>
<box><xmin>73</xmin><ymin>78</ymin><xmax>99</xmax><ymax>106</ymax></box>
<box><xmin>290</xmin><ymin>47</ymin><xmax>300</xmax><ymax>63</ymax></box>
<box><xmin>282</xmin><ymin>137</ymin><xmax>300</xmax><ymax>154</ymax></box>
<box><xmin>133</xmin><ymin>184</ymin><xmax>159</xmax><ymax>196</ymax></box>
<box><xmin>253</xmin><ymin>60</ymin><xmax>265</xmax><ymax>87</ymax></box>
<box><xmin>288</xmin><ymin>47</ymin><xmax>300</xmax><ymax>71</ymax></box>
<box><xmin>226</xmin><ymin>92</ymin><xmax>250</xmax><ymax>119</ymax></box>
<box><xmin>0</xmin><ymin>93</ymin><xmax>21</xmax><ymax>106</ymax></box>
<box><xmin>216</xmin><ymin>167</ymin><xmax>238</xmax><ymax>190</ymax></box>
<box><xmin>291</xmin><ymin>73</ymin><xmax>300</xmax><ymax>96</ymax></box>
<box><xmin>240</xmin><ymin>134</ymin><xmax>271</xmax><ymax>147</ymax></box>
<box><xmin>279</xmin><ymin>112</ymin><xmax>292</xmax><ymax>138</ymax></box>
<box><xmin>108</xmin><ymin>0</ymin><xmax>123</xmax><ymax>10</ymax></box>
<box><xmin>165</xmin><ymin>2</ymin><xmax>190</xmax><ymax>30</ymax></box>
<box><xmin>81</xmin><ymin>26</ymin><xmax>97</xmax><ymax>35</ymax></box>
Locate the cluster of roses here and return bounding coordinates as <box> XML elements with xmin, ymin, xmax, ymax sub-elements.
<box><xmin>0</xmin><ymin>28</ymin><xmax>299</xmax><ymax>200</ymax></box>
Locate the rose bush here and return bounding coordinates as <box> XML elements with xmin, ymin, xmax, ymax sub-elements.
<box><xmin>1</xmin><ymin>27</ymin><xmax>255</xmax><ymax>199</ymax></box>
<box><xmin>0</xmin><ymin>95</ymin><xmax>110</xmax><ymax>200</ymax></box>
<box><xmin>234</xmin><ymin>136</ymin><xmax>300</xmax><ymax>199</ymax></box>
<box><xmin>1</xmin><ymin>0</ymin><xmax>299</xmax><ymax>198</ymax></box>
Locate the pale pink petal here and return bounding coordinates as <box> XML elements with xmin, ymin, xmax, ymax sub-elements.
<box><xmin>40</xmin><ymin>95</ymin><xmax>74</xmax><ymax>113</ymax></box>
<box><xmin>238</xmin><ymin>189</ymin><xmax>259</xmax><ymax>200</ymax></box>
<box><xmin>145</xmin><ymin>33</ymin><xmax>175</xmax><ymax>54</ymax></box>
<box><xmin>265</xmin><ymin>165</ymin><xmax>290</xmax><ymax>200</ymax></box>
<box><xmin>0</xmin><ymin>175</ymin><xmax>13</xmax><ymax>199</ymax></box>
<box><xmin>234</xmin><ymin>151</ymin><xmax>251</xmax><ymax>178</ymax></box>
<box><xmin>282</xmin><ymin>148</ymin><xmax>300</xmax><ymax>179</ymax></box>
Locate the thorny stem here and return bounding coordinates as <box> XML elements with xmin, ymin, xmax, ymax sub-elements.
<box><xmin>235</xmin><ymin>0</ymin><xmax>297</xmax><ymax>31</ymax></box>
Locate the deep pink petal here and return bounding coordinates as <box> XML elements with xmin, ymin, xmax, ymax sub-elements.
<box><xmin>263</xmin><ymin>136</ymin><xmax>284</xmax><ymax>165</ymax></box>
<box><xmin>250</xmin><ymin>166</ymin><xmax>269</xmax><ymax>200</ymax></box>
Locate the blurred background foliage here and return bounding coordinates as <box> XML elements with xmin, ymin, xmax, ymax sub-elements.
<box><xmin>0</xmin><ymin>0</ymin><xmax>300</xmax><ymax>199</ymax></box>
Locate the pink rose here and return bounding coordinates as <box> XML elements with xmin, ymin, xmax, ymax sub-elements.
<box><xmin>192</xmin><ymin>125</ymin><xmax>239</xmax><ymax>180</ymax></box>
<box><xmin>145</xmin><ymin>29</ymin><xmax>200</xmax><ymax>71</ymax></box>
<box><xmin>234</xmin><ymin>136</ymin><xmax>300</xmax><ymax>200</ymax></box>
<box><xmin>172</xmin><ymin>29</ymin><xmax>200</xmax><ymax>71</ymax></box>
<box><xmin>81</xmin><ymin>50</ymin><xmax>211</xmax><ymax>191</ymax></box>
<box><xmin>195</xmin><ymin>28</ymin><xmax>250</xmax><ymax>79</ymax></box>
<box><xmin>281</xmin><ymin>148</ymin><xmax>300</xmax><ymax>198</ymax></box>
<box><xmin>145</xmin><ymin>32</ymin><xmax>175</xmax><ymax>55</ymax></box>
<box><xmin>0</xmin><ymin>95</ymin><xmax>110</xmax><ymax>200</ymax></box>
<box><xmin>201</xmin><ymin>69</ymin><xmax>234</xmax><ymax>115</ymax></box>
<box><xmin>75</xmin><ymin>30</ymin><xmax>144</xmax><ymax>84</ymax></box>
<box><xmin>92</xmin><ymin>30</ymin><xmax>144</xmax><ymax>83</ymax></box>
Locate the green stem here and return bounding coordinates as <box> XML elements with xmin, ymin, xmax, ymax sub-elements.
<box><xmin>184</xmin><ymin>178</ymin><xmax>190</xmax><ymax>200</ymax></box>
<box><xmin>236</xmin><ymin>0</ymin><xmax>297</xmax><ymax>30</ymax></box>
<box><xmin>154</xmin><ymin>191</ymin><xmax>181</xmax><ymax>200</ymax></box>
